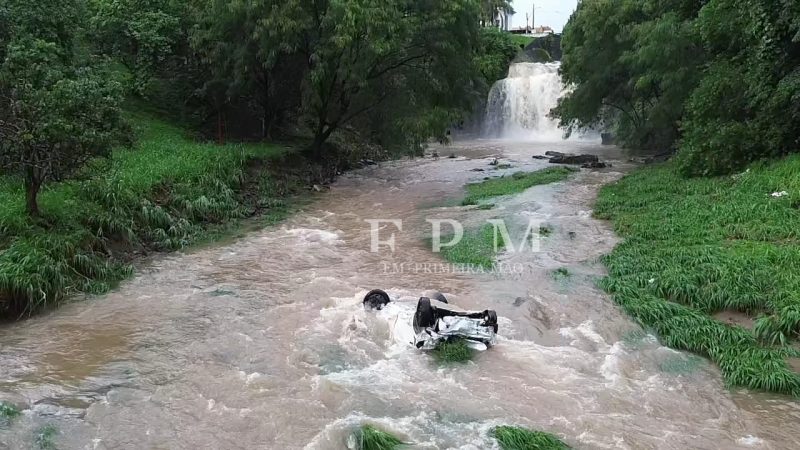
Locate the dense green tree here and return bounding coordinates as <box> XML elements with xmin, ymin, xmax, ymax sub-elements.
<box><xmin>190</xmin><ymin>0</ymin><xmax>306</xmax><ymax>139</ymax></box>
<box><xmin>291</xmin><ymin>0</ymin><xmax>483</xmax><ymax>156</ymax></box>
<box><xmin>554</xmin><ymin>0</ymin><xmax>703</xmax><ymax>151</ymax></box>
<box><xmin>474</xmin><ymin>27</ymin><xmax>519</xmax><ymax>85</ymax></box>
<box><xmin>0</xmin><ymin>0</ymin><xmax>128</xmax><ymax>216</ymax></box>
<box><xmin>678</xmin><ymin>0</ymin><xmax>800</xmax><ymax>175</ymax></box>
<box><xmin>88</xmin><ymin>0</ymin><xmax>186</xmax><ymax>93</ymax></box>
<box><xmin>555</xmin><ymin>0</ymin><xmax>800</xmax><ymax>175</ymax></box>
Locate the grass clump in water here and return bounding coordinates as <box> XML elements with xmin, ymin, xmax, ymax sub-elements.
<box><xmin>492</xmin><ymin>426</ymin><xmax>571</xmax><ymax>450</ymax></box>
<box><xmin>350</xmin><ymin>425</ymin><xmax>405</xmax><ymax>450</ymax></box>
<box><xmin>432</xmin><ymin>338</ymin><xmax>474</xmax><ymax>364</ymax></box>
<box><xmin>0</xmin><ymin>401</ymin><xmax>20</xmax><ymax>424</ymax></box>
<box><xmin>595</xmin><ymin>156</ymin><xmax>800</xmax><ymax>395</ymax></box>
<box><xmin>437</xmin><ymin>224</ymin><xmax>505</xmax><ymax>269</ymax></box>
<box><xmin>462</xmin><ymin>167</ymin><xmax>576</xmax><ymax>206</ymax></box>
<box><xmin>35</xmin><ymin>424</ymin><xmax>58</xmax><ymax>450</ymax></box>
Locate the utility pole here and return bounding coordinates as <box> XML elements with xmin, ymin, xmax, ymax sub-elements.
<box><xmin>532</xmin><ymin>2</ymin><xmax>535</xmax><ymax>31</ymax></box>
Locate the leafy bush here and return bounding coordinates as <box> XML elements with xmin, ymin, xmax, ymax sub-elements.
<box><xmin>474</xmin><ymin>27</ymin><xmax>520</xmax><ymax>87</ymax></box>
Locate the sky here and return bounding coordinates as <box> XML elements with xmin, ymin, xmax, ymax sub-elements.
<box><xmin>510</xmin><ymin>0</ymin><xmax>578</xmax><ymax>32</ymax></box>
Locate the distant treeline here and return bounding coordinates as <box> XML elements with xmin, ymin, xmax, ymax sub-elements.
<box><xmin>553</xmin><ymin>0</ymin><xmax>800</xmax><ymax>176</ymax></box>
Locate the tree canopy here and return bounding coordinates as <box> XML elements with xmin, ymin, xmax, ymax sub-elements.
<box><xmin>0</xmin><ymin>0</ymin><xmax>128</xmax><ymax>215</ymax></box>
<box><xmin>554</xmin><ymin>0</ymin><xmax>800</xmax><ymax>175</ymax></box>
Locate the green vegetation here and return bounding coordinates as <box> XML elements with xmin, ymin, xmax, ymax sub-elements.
<box><xmin>475</xmin><ymin>27</ymin><xmax>520</xmax><ymax>86</ymax></box>
<box><xmin>438</xmin><ymin>225</ymin><xmax>504</xmax><ymax>269</ymax></box>
<box><xmin>492</xmin><ymin>426</ymin><xmax>571</xmax><ymax>450</ymax></box>
<box><xmin>433</xmin><ymin>338</ymin><xmax>474</xmax><ymax>363</ymax></box>
<box><xmin>510</xmin><ymin>34</ymin><xmax>534</xmax><ymax>47</ymax></box>
<box><xmin>0</xmin><ymin>0</ymin><xmax>129</xmax><ymax>216</ymax></box>
<box><xmin>595</xmin><ymin>157</ymin><xmax>800</xmax><ymax>394</ymax></box>
<box><xmin>0</xmin><ymin>0</ymin><xmax>530</xmax><ymax>320</ymax></box>
<box><xmin>0</xmin><ymin>113</ymin><xmax>292</xmax><ymax>317</ymax></box>
<box><xmin>659</xmin><ymin>353</ymin><xmax>705</xmax><ymax>376</ymax></box>
<box><xmin>539</xmin><ymin>225</ymin><xmax>553</xmax><ymax>237</ymax></box>
<box><xmin>351</xmin><ymin>425</ymin><xmax>405</xmax><ymax>450</ymax></box>
<box><xmin>462</xmin><ymin>167</ymin><xmax>577</xmax><ymax>206</ymax></box>
<box><xmin>552</xmin><ymin>268</ymin><xmax>571</xmax><ymax>279</ymax></box>
<box><xmin>35</xmin><ymin>424</ymin><xmax>58</xmax><ymax>450</ymax></box>
<box><xmin>0</xmin><ymin>401</ymin><xmax>20</xmax><ymax>423</ymax></box>
<box><xmin>555</xmin><ymin>0</ymin><xmax>800</xmax><ymax>175</ymax></box>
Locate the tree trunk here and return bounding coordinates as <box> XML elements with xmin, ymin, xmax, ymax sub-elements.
<box><xmin>24</xmin><ymin>167</ymin><xmax>41</xmax><ymax>217</ymax></box>
<box><xmin>217</xmin><ymin>111</ymin><xmax>225</xmax><ymax>145</ymax></box>
<box><xmin>310</xmin><ymin>122</ymin><xmax>336</xmax><ymax>160</ymax></box>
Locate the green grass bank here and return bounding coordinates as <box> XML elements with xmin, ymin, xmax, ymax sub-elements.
<box><xmin>462</xmin><ymin>167</ymin><xmax>576</xmax><ymax>206</ymax></box>
<box><xmin>595</xmin><ymin>157</ymin><xmax>800</xmax><ymax>394</ymax></box>
<box><xmin>0</xmin><ymin>112</ymin><xmax>302</xmax><ymax>318</ymax></box>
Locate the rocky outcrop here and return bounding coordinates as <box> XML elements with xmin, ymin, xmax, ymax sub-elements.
<box><xmin>545</xmin><ymin>151</ymin><xmax>599</xmax><ymax>165</ymax></box>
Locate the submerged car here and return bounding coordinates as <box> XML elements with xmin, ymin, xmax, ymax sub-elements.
<box><xmin>363</xmin><ymin>289</ymin><xmax>498</xmax><ymax>351</ymax></box>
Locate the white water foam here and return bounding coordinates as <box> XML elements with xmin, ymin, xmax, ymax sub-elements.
<box><xmin>484</xmin><ymin>63</ymin><xmax>566</xmax><ymax>141</ymax></box>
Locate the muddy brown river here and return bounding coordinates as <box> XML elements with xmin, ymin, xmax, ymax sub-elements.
<box><xmin>1</xmin><ymin>139</ymin><xmax>800</xmax><ymax>449</ymax></box>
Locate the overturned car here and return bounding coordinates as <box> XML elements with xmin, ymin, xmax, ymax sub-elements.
<box><xmin>363</xmin><ymin>289</ymin><xmax>498</xmax><ymax>351</ymax></box>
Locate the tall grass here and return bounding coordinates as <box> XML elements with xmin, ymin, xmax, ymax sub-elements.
<box><xmin>351</xmin><ymin>425</ymin><xmax>405</xmax><ymax>450</ymax></box>
<box><xmin>492</xmin><ymin>426</ymin><xmax>571</xmax><ymax>450</ymax></box>
<box><xmin>0</xmin><ymin>112</ymin><xmax>291</xmax><ymax>318</ymax></box>
<box><xmin>35</xmin><ymin>425</ymin><xmax>58</xmax><ymax>450</ymax></box>
<box><xmin>596</xmin><ymin>156</ymin><xmax>800</xmax><ymax>395</ymax></box>
<box><xmin>433</xmin><ymin>337</ymin><xmax>474</xmax><ymax>363</ymax></box>
<box><xmin>0</xmin><ymin>401</ymin><xmax>20</xmax><ymax>424</ymax></box>
<box><xmin>462</xmin><ymin>167</ymin><xmax>576</xmax><ymax>206</ymax></box>
<box><xmin>437</xmin><ymin>224</ymin><xmax>505</xmax><ymax>269</ymax></box>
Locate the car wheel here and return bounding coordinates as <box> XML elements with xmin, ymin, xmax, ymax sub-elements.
<box><xmin>363</xmin><ymin>289</ymin><xmax>391</xmax><ymax>310</ymax></box>
<box><xmin>486</xmin><ymin>310</ymin><xmax>498</xmax><ymax>333</ymax></box>
<box><xmin>431</xmin><ymin>291</ymin><xmax>448</xmax><ymax>304</ymax></box>
<box><xmin>413</xmin><ymin>297</ymin><xmax>436</xmax><ymax>333</ymax></box>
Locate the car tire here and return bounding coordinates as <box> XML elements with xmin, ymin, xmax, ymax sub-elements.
<box><xmin>486</xmin><ymin>310</ymin><xmax>498</xmax><ymax>333</ymax></box>
<box><xmin>363</xmin><ymin>289</ymin><xmax>391</xmax><ymax>310</ymax></box>
<box><xmin>413</xmin><ymin>297</ymin><xmax>436</xmax><ymax>333</ymax></box>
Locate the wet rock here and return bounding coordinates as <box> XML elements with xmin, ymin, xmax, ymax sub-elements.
<box><xmin>601</xmin><ymin>133</ymin><xmax>615</xmax><ymax>145</ymax></box>
<box><xmin>513</xmin><ymin>297</ymin><xmax>528</xmax><ymax>307</ymax></box>
<box><xmin>361</xmin><ymin>159</ymin><xmax>376</xmax><ymax>166</ymax></box>
<box><xmin>532</xmin><ymin>155</ymin><xmax>549</xmax><ymax>160</ymax></box>
<box><xmin>568</xmin><ymin>231</ymin><xmax>577</xmax><ymax>239</ymax></box>
<box><xmin>448</xmin><ymin>153</ymin><xmax>457</xmax><ymax>159</ymax></box>
<box><xmin>546</xmin><ymin>151</ymin><xmax>599</xmax><ymax>165</ymax></box>
<box><xmin>581</xmin><ymin>161</ymin><xmax>609</xmax><ymax>169</ymax></box>
<box><xmin>489</xmin><ymin>158</ymin><xmax>499</xmax><ymax>166</ymax></box>
<box><xmin>431</xmin><ymin>151</ymin><xmax>439</xmax><ymax>159</ymax></box>
<box><xmin>471</xmin><ymin>168</ymin><xmax>485</xmax><ymax>172</ymax></box>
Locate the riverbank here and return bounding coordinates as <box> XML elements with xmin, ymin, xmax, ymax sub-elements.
<box><xmin>595</xmin><ymin>156</ymin><xmax>800</xmax><ymax>395</ymax></box>
<box><xmin>0</xmin><ymin>112</ymin><xmax>319</xmax><ymax>318</ymax></box>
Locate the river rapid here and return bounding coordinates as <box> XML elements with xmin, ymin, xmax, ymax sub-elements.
<box><xmin>2</xmin><ymin>138</ymin><xmax>800</xmax><ymax>449</ymax></box>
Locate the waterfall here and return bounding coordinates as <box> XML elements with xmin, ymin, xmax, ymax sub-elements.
<box><xmin>484</xmin><ymin>62</ymin><xmax>565</xmax><ymax>140</ymax></box>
